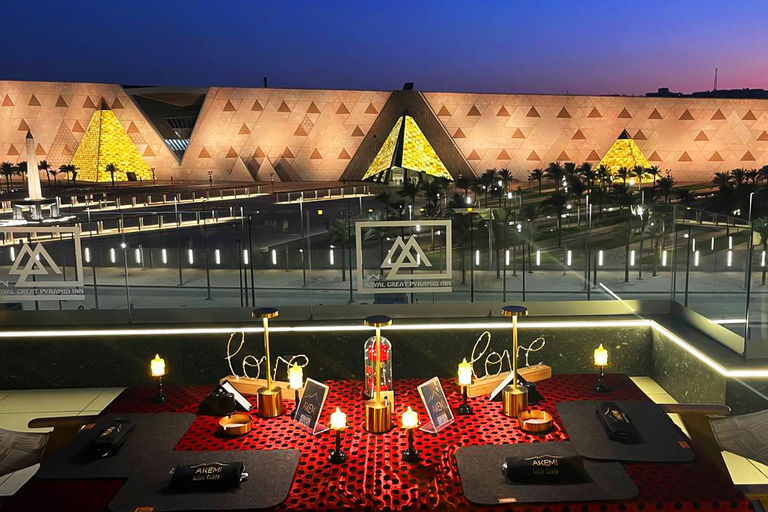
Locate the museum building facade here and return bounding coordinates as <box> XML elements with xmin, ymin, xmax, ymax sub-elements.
<box><xmin>1</xmin><ymin>79</ymin><xmax>767</xmax><ymax>183</ymax></box>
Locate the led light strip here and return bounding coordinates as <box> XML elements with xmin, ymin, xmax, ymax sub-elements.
<box><xmin>0</xmin><ymin>319</ymin><xmax>764</xmax><ymax>377</ymax></box>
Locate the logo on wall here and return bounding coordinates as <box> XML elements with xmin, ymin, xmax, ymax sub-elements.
<box><xmin>0</xmin><ymin>226</ymin><xmax>84</xmax><ymax>301</ymax></box>
<box><xmin>355</xmin><ymin>220</ymin><xmax>452</xmax><ymax>293</ymax></box>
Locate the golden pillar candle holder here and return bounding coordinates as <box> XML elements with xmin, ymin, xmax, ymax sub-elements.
<box><xmin>363</xmin><ymin>315</ymin><xmax>393</xmax><ymax>434</ymax></box>
<box><xmin>253</xmin><ymin>307</ymin><xmax>284</xmax><ymax>418</ymax></box>
<box><xmin>501</xmin><ymin>305</ymin><xmax>529</xmax><ymax>418</ymax></box>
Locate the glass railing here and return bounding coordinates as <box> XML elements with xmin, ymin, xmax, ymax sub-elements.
<box><xmin>0</xmin><ymin>189</ymin><xmax>762</xmax><ymax>354</ymax></box>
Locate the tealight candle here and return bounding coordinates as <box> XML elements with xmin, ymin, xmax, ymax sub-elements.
<box><xmin>150</xmin><ymin>354</ymin><xmax>166</xmax><ymax>377</ymax></box>
<box><xmin>401</xmin><ymin>406</ymin><xmax>418</xmax><ymax>429</ymax></box>
<box><xmin>458</xmin><ymin>358</ymin><xmax>473</xmax><ymax>387</ymax></box>
<box><xmin>594</xmin><ymin>344</ymin><xmax>608</xmax><ymax>367</ymax></box>
<box><xmin>330</xmin><ymin>407</ymin><xmax>347</xmax><ymax>430</ymax></box>
<box><xmin>288</xmin><ymin>364</ymin><xmax>303</xmax><ymax>390</ymax></box>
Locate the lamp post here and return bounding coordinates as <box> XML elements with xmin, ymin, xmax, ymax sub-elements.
<box><xmin>253</xmin><ymin>307</ymin><xmax>284</xmax><ymax>418</ymax></box>
<box><xmin>501</xmin><ymin>305</ymin><xmax>528</xmax><ymax>418</ymax></box>
<box><xmin>363</xmin><ymin>315</ymin><xmax>393</xmax><ymax>433</ymax></box>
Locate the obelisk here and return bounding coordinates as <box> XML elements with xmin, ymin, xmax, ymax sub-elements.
<box><xmin>25</xmin><ymin>131</ymin><xmax>43</xmax><ymax>201</ymax></box>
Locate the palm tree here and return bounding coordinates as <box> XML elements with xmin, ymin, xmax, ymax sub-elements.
<box><xmin>647</xmin><ymin>166</ymin><xmax>661</xmax><ymax>192</ymax></box>
<box><xmin>68</xmin><ymin>164</ymin><xmax>80</xmax><ymax>186</ymax></box>
<box><xmin>616</xmin><ymin>167</ymin><xmax>630</xmax><ymax>186</ymax></box>
<box><xmin>420</xmin><ymin>180</ymin><xmax>445</xmax><ymax>214</ymax></box>
<box><xmin>595</xmin><ymin>165</ymin><xmax>611</xmax><ymax>191</ymax></box>
<box><xmin>375</xmin><ymin>191</ymin><xmax>392</xmax><ymax>218</ymax></box>
<box><xmin>497</xmin><ymin>168</ymin><xmax>515</xmax><ymax>206</ymax></box>
<box><xmin>0</xmin><ymin>162</ymin><xmax>14</xmax><ymax>192</ymax></box>
<box><xmin>456</xmin><ymin>175</ymin><xmax>471</xmax><ymax>199</ymax></box>
<box><xmin>521</xmin><ymin>204</ymin><xmax>541</xmax><ymax>222</ymax></box>
<box><xmin>105</xmin><ymin>162</ymin><xmax>119</xmax><ymax>187</ymax></box>
<box><xmin>529</xmin><ymin>168</ymin><xmax>544</xmax><ymax>194</ymax></box>
<box><xmin>329</xmin><ymin>219</ymin><xmax>352</xmax><ymax>281</ymax></box>
<box><xmin>397</xmin><ymin>181</ymin><xmax>420</xmax><ymax>217</ymax></box>
<box><xmin>14</xmin><ymin>161</ymin><xmax>27</xmax><ymax>181</ymax></box>
<box><xmin>543</xmin><ymin>191</ymin><xmax>568</xmax><ymax>247</ymax></box>
<box><xmin>631</xmin><ymin>166</ymin><xmax>647</xmax><ymax>186</ymax></box>
<box><xmin>569</xmin><ymin>178</ymin><xmax>586</xmax><ymax>225</ymax></box>
<box><xmin>731</xmin><ymin>168</ymin><xmax>746</xmax><ymax>188</ymax></box>
<box><xmin>56</xmin><ymin>165</ymin><xmax>67</xmax><ymax>187</ymax></box>
<box><xmin>38</xmin><ymin>160</ymin><xmax>52</xmax><ymax>187</ymax></box>
<box><xmin>712</xmin><ymin>171</ymin><xmax>732</xmax><ymax>190</ymax></box>
<box><xmin>746</xmin><ymin>169</ymin><xmax>758</xmax><ymax>187</ymax></box>
<box><xmin>754</xmin><ymin>217</ymin><xmax>768</xmax><ymax>285</ymax></box>
<box><xmin>544</xmin><ymin>162</ymin><xmax>564</xmax><ymax>192</ymax></box>
<box><xmin>479</xmin><ymin>169</ymin><xmax>496</xmax><ymax>206</ymax></box>
<box><xmin>563</xmin><ymin>162</ymin><xmax>579</xmax><ymax>187</ymax></box>
<box><xmin>579</xmin><ymin>162</ymin><xmax>595</xmax><ymax>193</ymax></box>
<box><xmin>675</xmin><ymin>188</ymin><xmax>694</xmax><ymax>207</ymax></box>
<box><xmin>757</xmin><ymin>165</ymin><xmax>768</xmax><ymax>188</ymax></box>
<box><xmin>657</xmin><ymin>176</ymin><xmax>676</xmax><ymax>203</ymax></box>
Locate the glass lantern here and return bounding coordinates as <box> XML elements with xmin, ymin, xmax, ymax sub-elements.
<box><xmin>362</xmin><ymin>335</ymin><xmax>392</xmax><ymax>400</ymax></box>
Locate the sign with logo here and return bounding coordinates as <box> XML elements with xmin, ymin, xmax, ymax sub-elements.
<box><xmin>0</xmin><ymin>226</ymin><xmax>84</xmax><ymax>301</ymax></box>
<box><xmin>355</xmin><ymin>220</ymin><xmax>451</xmax><ymax>293</ymax></box>
<box><xmin>417</xmin><ymin>377</ymin><xmax>455</xmax><ymax>433</ymax></box>
<box><xmin>294</xmin><ymin>378</ymin><xmax>329</xmax><ymax>435</ymax></box>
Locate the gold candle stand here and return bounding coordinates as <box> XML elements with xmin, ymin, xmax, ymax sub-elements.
<box><xmin>363</xmin><ymin>315</ymin><xmax>393</xmax><ymax>434</ymax></box>
<box><xmin>501</xmin><ymin>305</ymin><xmax>529</xmax><ymax>418</ymax></box>
<box><xmin>253</xmin><ymin>307</ymin><xmax>284</xmax><ymax>418</ymax></box>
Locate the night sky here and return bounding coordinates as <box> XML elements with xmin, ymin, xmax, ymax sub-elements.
<box><xmin>3</xmin><ymin>0</ymin><xmax>766</xmax><ymax>95</ymax></box>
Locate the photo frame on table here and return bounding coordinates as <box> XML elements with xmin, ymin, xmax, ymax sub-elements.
<box><xmin>417</xmin><ymin>377</ymin><xmax>454</xmax><ymax>433</ymax></box>
<box><xmin>220</xmin><ymin>380</ymin><xmax>253</xmax><ymax>412</ymax></box>
<box><xmin>294</xmin><ymin>378</ymin><xmax>330</xmax><ymax>435</ymax></box>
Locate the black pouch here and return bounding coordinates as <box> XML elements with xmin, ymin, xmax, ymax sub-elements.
<box><xmin>169</xmin><ymin>461</ymin><xmax>246</xmax><ymax>492</ymax></box>
<box><xmin>91</xmin><ymin>419</ymin><xmax>135</xmax><ymax>458</ymax></box>
<box><xmin>596</xmin><ymin>401</ymin><xmax>643</xmax><ymax>444</ymax></box>
<box><xmin>199</xmin><ymin>388</ymin><xmax>237</xmax><ymax>417</ymax></box>
<box><xmin>502</xmin><ymin>454</ymin><xmax>590</xmax><ymax>484</ymax></box>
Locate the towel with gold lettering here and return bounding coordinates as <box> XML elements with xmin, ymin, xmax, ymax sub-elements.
<box><xmin>502</xmin><ymin>454</ymin><xmax>590</xmax><ymax>484</ymax></box>
<box><xmin>169</xmin><ymin>461</ymin><xmax>245</xmax><ymax>492</ymax></box>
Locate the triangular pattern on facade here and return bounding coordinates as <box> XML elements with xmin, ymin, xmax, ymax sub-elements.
<box><xmin>71</xmin><ymin>107</ymin><xmax>152</xmax><ymax>182</ymax></box>
<box><xmin>362</xmin><ymin>115</ymin><xmax>452</xmax><ymax>181</ymax></box>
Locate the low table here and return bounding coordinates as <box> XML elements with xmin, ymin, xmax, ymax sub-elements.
<box><xmin>3</xmin><ymin>374</ymin><xmax>749</xmax><ymax>512</ymax></box>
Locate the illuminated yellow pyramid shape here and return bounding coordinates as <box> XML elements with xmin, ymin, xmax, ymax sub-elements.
<box><xmin>363</xmin><ymin>115</ymin><xmax>452</xmax><ymax>181</ymax></box>
<box><xmin>72</xmin><ymin>107</ymin><xmax>152</xmax><ymax>182</ymax></box>
<box><xmin>596</xmin><ymin>130</ymin><xmax>651</xmax><ymax>175</ymax></box>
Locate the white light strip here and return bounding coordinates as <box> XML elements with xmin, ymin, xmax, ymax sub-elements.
<box><xmin>729</xmin><ymin>236</ymin><xmax>733</xmax><ymax>249</ymax></box>
<box><xmin>727</xmin><ymin>250</ymin><xmax>733</xmax><ymax>267</ymax></box>
<box><xmin>566</xmin><ymin>250</ymin><xmax>572</xmax><ymax>266</ymax></box>
<box><xmin>0</xmin><ymin>319</ymin><xmax>764</xmax><ymax>377</ymax></box>
<box><xmin>161</xmin><ymin>248</ymin><xmax>168</xmax><ymax>265</ymax></box>
<box><xmin>505</xmin><ymin>249</ymin><xmax>510</xmax><ymax>266</ymax></box>
<box><xmin>536</xmin><ymin>250</ymin><xmax>541</xmax><ymax>266</ymax></box>
<box><xmin>215</xmin><ymin>249</ymin><xmax>221</xmax><ymax>265</ymax></box>
<box><xmin>694</xmin><ymin>251</ymin><xmax>699</xmax><ymax>267</ymax></box>
<box><xmin>84</xmin><ymin>247</ymin><xmax>90</xmax><ymax>263</ymax></box>
<box><xmin>244</xmin><ymin>249</ymin><xmax>249</xmax><ymax>266</ymax></box>
<box><xmin>712</xmin><ymin>318</ymin><xmax>746</xmax><ymax>325</ymax></box>
<box><xmin>630</xmin><ymin>250</ymin><xmax>635</xmax><ymax>267</ymax></box>
<box><xmin>188</xmin><ymin>249</ymin><xmax>194</xmax><ymax>265</ymax></box>
<box><xmin>475</xmin><ymin>249</ymin><xmax>480</xmax><ymax>266</ymax></box>
<box><xmin>662</xmin><ymin>250</ymin><xmax>668</xmax><ymax>267</ymax></box>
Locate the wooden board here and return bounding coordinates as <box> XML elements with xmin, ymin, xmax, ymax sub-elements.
<box><xmin>219</xmin><ymin>376</ymin><xmax>296</xmax><ymax>400</ymax></box>
<box><xmin>463</xmin><ymin>365</ymin><xmax>552</xmax><ymax>398</ymax></box>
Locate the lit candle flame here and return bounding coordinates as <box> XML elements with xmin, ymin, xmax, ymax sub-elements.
<box><xmin>594</xmin><ymin>344</ymin><xmax>608</xmax><ymax>367</ymax></box>
<box><xmin>150</xmin><ymin>354</ymin><xmax>166</xmax><ymax>377</ymax></box>
<box><xmin>402</xmin><ymin>406</ymin><xmax>418</xmax><ymax>429</ymax></box>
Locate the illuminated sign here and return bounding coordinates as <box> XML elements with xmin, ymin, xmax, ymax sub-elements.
<box><xmin>355</xmin><ymin>220</ymin><xmax>452</xmax><ymax>293</ymax></box>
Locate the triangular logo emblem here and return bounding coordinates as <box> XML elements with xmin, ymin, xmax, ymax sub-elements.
<box><xmin>9</xmin><ymin>243</ymin><xmax>62</xmax><ymax>287</ymax></box>
<box><xmin>381</xmin><ymin>236</ymin><xmax>432</xmax><ymax>280</ymax></box>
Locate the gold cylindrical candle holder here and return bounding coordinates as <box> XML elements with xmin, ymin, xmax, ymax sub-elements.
<box><xmin>364</xmin><ymin>399</ymin><xmax>392</xmax><ymax>434</ymax></box>
<box><xmin>502</xmin><ymin>384</ymin><xmax>528</xmax><ymax>417</ymax></box>
<box><xmin>501</xmin><ymin>305</ymin><xmax>529</xmax><ymax>419</ymax></box>
<box><xmin>363</xmin><ymin>315</ymin><xmax>393</xmax><ymax>434</ymax></box>
<box><xmin>253</xmin><ymin>307</ymin><xmax>284</xmax><ymax>418</ymax></box>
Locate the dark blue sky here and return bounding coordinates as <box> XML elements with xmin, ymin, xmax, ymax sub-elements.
<box><xmin>3</xmin><ymin>0</ymin><xmax>766</xmax><ymax>95</ymax></box>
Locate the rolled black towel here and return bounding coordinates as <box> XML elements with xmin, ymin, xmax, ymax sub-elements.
<box><xmin>595</xmin><ymin>401</ymin><xmax>643</xmax><ymax>444</ymax></box>
<box><xmin>502</xmin><ymin>454</ymin><xmax>590</xmax><ymax>484</ymax></box>
<box><xmin>169</xmin><ymin>461</ymin><xmax>246</xmax><ymax>492</ymax></box>
<box><xmin>91</xmin><ymin>419</ymin><xmax>135</xmax><ymax>458</ymax></box>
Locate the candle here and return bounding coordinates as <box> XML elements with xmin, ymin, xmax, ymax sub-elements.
<box><xmin>288</xmin><ymin>364</ymin><xmax>303</xmax><ymax>390</ymax></box>
<box><xmin>458</xmin><ymin>358</ymin><xmax>473</xmax><ymax>386</ymax></box>
<box><xmin>150</xmin><ymin>354</ymin><xmax>166</xmax><ymax>377</ymax></box>
<box><xmin>594</xmin><ymin>344</ymin><xmax>608</xmax><ymax>367</ymax></box>
<box><xmin>330</xmin><ymin>407</ymin><xmax>346</xmax><ymax>430</ymax></box>
<box><xmin>401</xmin><ymin>406</ymin><xmax>418</xmax><ymax>429</ymax></box>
